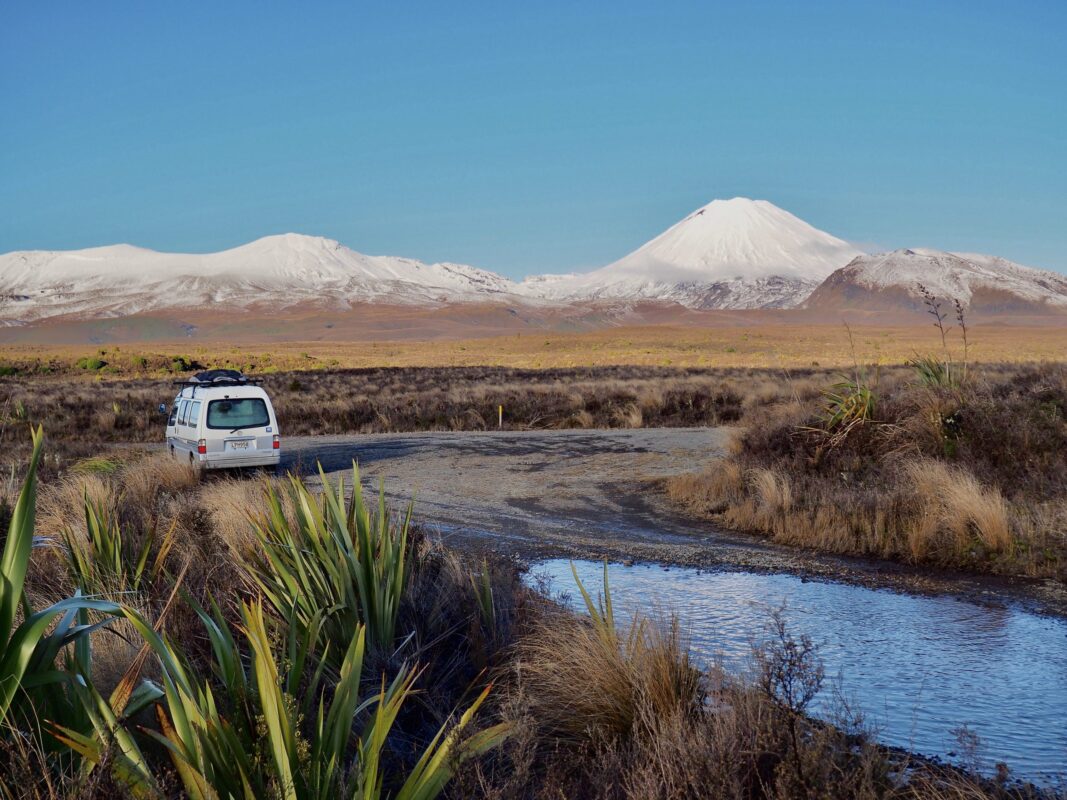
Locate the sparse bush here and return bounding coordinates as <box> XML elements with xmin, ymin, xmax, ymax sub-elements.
<box><xmin>75</xmin><ymin>356</ymin><xmax>107</xmax><ymax>370</ymax></box>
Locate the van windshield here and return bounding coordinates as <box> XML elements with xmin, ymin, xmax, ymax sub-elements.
<box><xmin>206</xmin><ymin>398</ymin><xmax>270</xmax><ymax>430</ymax></box>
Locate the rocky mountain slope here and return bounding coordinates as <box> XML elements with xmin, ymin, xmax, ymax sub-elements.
<box><xmin>804</xmin><ymin>248</ymin><xmax>1067</xmax><ymax>314</ymax></box>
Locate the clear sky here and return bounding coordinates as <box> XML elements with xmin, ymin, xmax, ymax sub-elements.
<box><xmin>2</xmin><ymin>1</ymin><xmax>1065</xmax><ymax>278</ymax></box>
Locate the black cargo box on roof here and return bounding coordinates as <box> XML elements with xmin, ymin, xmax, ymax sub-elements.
<box><xmin>173</xmin><ymin>369</ymin><xmax>261</xmax><ymax>388</ymax></box>
<box><xmin>193</xmin><ymin>369</ymin><xmax>247</xmax><ymax>383</ymax></box>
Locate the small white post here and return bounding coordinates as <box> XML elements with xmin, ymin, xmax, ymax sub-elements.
<box><xmin>498</xmin><ymin>404</ymin><xmax>503</xmax><ymax>429</ymax></box>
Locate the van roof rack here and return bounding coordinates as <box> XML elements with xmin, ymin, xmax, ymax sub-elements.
<box><xmin>172</xmin><ymin>369</ymin><xmax>263</xmax><ymax>387</ymax></box>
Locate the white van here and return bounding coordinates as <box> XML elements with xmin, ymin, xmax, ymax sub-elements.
<box><xmin>161</xmin><ymin>370</ymin><xmax>281</xmax><ymax>473</ymax></box>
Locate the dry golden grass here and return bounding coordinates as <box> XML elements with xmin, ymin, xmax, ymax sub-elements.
<box><xmin>2</xmin><ymin>322</ymin><xmax>1067</xmax><ymax>374</ymax></box>
<box><xmin>198</xmin><ymin>476</ymin><xmax>273</xmax><ymax>560</ymax></box>
<box><xmin>904</xmin><ymin>460</ymin><xmax>1014</xmax><ymax>560</ymax></box>
<box><xmin>666</xmin><ymin>362</ymin><xmax>1067</xmax><ymax>577</ymax></box>
<box><xmin>516</xmin><ymin>608</ymin><xmax>701</xmax><ymax>746</ymax></box>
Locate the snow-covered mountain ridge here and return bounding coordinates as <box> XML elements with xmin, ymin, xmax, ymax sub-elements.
<box><xmin>516</xmin><ymin>198</ymin><xmax>863</xmax><ymax>309</ymax></box>
<box><xmin>0</xmin><ymin>233</ymin><xmax>522</xmax><ymax>323</ymax></box>
<box><xmin>3</xmin><ymin>201</ymin><xmax>1065</xmax><ymax>325</ymax></box>
<box><xmin>804</xmin><ymin>248</ymin><xmax>1067</xmax><ymax>313</ymax></box>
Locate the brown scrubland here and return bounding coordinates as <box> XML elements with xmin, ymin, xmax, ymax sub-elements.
<box><xmin>2</xmin><ymin>343</ymin><xmax>1066</xmax><ymax>579</ymax></box>
<box><xmin>0</xmin><ymin>442</ymin><xmax>1058</xmax><ymax>799</ymax></box>
<box><xmin>0</xmin><ymin>364</ymin><xmax>776</xmax><ymax>472</ymax></box>
<box><xmin>666</xmin><ymin>360</ymin><xmax>1067</xmax><ymax>579</ymax></box>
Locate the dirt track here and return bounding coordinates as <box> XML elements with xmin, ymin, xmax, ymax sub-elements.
<box><xmin>281</xmin><ymin>427</ymin><xmax>1066</xmax><ymax>617</ymax></box>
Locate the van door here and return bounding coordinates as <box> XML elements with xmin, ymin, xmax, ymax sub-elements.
<box><xmin>165</xmin><ymin>398</ymin><xmax>179</xmax><ymax>443</ymax></box>
<box><xmin>172</xmin><ymin>399</ymin><xmax>193</xmax><ymax>457</ymax></box>
<box><xmin>253</xmin><ymin>400</ymin><xmax>278</xmax><ymax>453</ymax></box>
<box><xmin>187</xmin><ymin>401</ymin><xmax>202</xmax><ymax>450</ymax></box>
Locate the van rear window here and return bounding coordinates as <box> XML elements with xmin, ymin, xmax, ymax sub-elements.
<box><xmin>206</xmin><ymin>398</ymin><xmax>270</xmax><ymax>430</ymax></box>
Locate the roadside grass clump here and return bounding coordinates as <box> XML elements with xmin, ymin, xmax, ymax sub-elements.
<box><xmin>514</xmin><ymin>563</ymin><xmax>703</xmax><ymax>747</ymax></box>
<box><xmin>904</xmin><ymin>460</ymin><xmax>1013</xmax><ymax>560</ymax></box>
<box><xmin>667</xmin><ymin>354</ymin><xmax>1067</xmax><ymax>577</ymax></box>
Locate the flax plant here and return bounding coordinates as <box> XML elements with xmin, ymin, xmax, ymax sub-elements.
<box><xmin>63</xmin><ymin>596</ymin><xmax>505</xmax><ymax>800</ymax></box>
<box><xmin>0</xmin><ymin>428</ymin><xmax>125</xmax><ymax>733</ymax></box>
<box><xmin>61</xmin><ymin>492</ymin><xmax>178</xmax><ymax>593</ymax></box>
<box><xmin>247</xmin><ymin>464</ymin><xmax>411</xmax><ymax>660</ymax></box>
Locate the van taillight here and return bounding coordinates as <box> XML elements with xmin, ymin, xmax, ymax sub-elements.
<box><xmin>272</xmin><ymin>435</ymin><xmax>280</xmax><ymax>450</ymax></box>
<box><xmin>197</xmin><ymin>439</ymin><xmax>207</xmax><ymax>454</ymax></box>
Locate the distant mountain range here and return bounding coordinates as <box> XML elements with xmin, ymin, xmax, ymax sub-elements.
<box><xmin>515</xmin><ymin>198</ymin><xmax>862</xmax><ymax>309</ymax></box>
<box><xmin>3</xmin><ymin>199</ymin><xmax>1066</xmax><ymax>327</ymax></box>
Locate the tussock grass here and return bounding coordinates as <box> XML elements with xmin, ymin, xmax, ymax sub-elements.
<box><xmin>905</xmin><ymin>460</ymin><xmax>1013</xmax><ymax>559</ymax></box>
<box><xmin>515</xmin><ymin>565</ymin><xmax>702</xmax><ymax>746</ymax></box>
<box><xmin>667</xmin><ymin>362</ymin><xmax>1067</xmax><ymax>577</ymax></box>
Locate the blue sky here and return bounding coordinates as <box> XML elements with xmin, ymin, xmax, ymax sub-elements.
<box><xmin>2</xmin><ymin>1</ymin><xmax>1065</xmax><ymax>278</ymax></box>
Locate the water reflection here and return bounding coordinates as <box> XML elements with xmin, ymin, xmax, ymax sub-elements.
<box><xmin>530</xmin><ymin>560</ymin><xmax>1067</xmax><ymax>785</ymax></box>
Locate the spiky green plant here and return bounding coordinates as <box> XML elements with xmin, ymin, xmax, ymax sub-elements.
<box><xmin>471</xmin><ymin>558</ymin><xmax>495</xmax><ymax>635</ymax></box>
<box><xmin>570</xmin><ymin>560</ymin><xmax>620</xmax><ymax>650</ymax></box>
<box><xmin>0</xmin><ymin>427</ymin><xmax>125</xmax><ymax>733</ymax></box>
<box><xmin>908</xmin><ymin>354</ymin><xmax>960</xmax><ymax>389</ymax></box>
<box><xmin>810</xmin><ymin>324</ymin><xmax>879</xmax><ymax>448</ymax></box>
<box><xmin>62</xmin><ymin>492</ymin><xmax>177</xmax><ymax>593</ymax></box>
<box><xmin>822</xmin><ymin>376</ymin><xmax>877</xmax><ymax>432</ymax></box>
<box><xmin>910</xmin><ymin>285</ymin><xmax>972</xmax><ymax>391</ymax></box>
<box><xmin>64</xmin><ymin>597</ymin><xmax>507</xmax><ymax>800</ymax></box>
<box><xmin>248</xmin><ymin>464</ymin><xmax>411</xmax><ymax>660</ymax></box>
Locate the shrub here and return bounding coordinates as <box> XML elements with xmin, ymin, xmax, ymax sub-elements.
<box><xmin>246</xmin><ymin>464</ymin><xmax>412</xmax><ymax>661</ymax></box>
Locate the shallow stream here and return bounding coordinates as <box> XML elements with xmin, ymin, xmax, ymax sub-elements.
<box><xmin>530</xmin><ymin>559</ymin><xmax>1067</xmax><ymax>786</ymax></box>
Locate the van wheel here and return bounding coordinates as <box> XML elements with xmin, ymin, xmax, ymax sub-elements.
<box><xmin>188</xmin><ymin>453</ymin><xmax>203</xmax><ymax>481</ymax></box>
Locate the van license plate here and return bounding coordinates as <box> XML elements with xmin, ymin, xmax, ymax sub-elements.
<box><xmin>228</xmin><ymin>441</ymin><xmax>250</xmax><ymax>451</ymax></box>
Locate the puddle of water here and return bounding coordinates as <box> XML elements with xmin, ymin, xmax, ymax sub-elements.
<box><xmin>529</xmin><ymin>559</ymin><xmax>1067</xmax><ymax>785</ymax></box>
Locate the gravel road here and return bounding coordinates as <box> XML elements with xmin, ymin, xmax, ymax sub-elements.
<box><xmin>281</xmin><ymin>427</ymin><xmax>1066</xmax><ymax>616</ymax></box>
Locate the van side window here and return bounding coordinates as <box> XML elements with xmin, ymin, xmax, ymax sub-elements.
<box><xmin>177</xmin><ymin>400</ymin><xmax>190</xmax><ymax>426</ymax></box>
<box><xmin>188</xmin><ymin>401</ymin><xmax>201</xmax><ymax>427</ymax></box>
<box><xmin>168</xmin><ymin>402</ymin><xmax>179</xmax><ymax>426</ymax></box>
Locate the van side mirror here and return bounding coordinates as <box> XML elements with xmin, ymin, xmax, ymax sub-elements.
<box><xmin>159</xmin><ymin>403</ymin><xmax>168</xmax><ymax>415</ymax></box>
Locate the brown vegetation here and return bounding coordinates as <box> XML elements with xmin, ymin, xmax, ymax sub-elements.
<box><xmin>0</xmin><ymin>364</ymin><xmax>806</xmax><ymax>474</ymax></box>
<box><xmin>667</xmin><ymin>362</ymin><xmax>1067</xmax><ymax>579</ymax></box>
<box><xmin>3</xmin><ymin>444</ymin><xmax>1057</xmax><ymax>798</ymax></box>
<box><xmin>2</xmin><ymin>320</ymin><xmax>1066</xmax><ymax>373</ymax></box>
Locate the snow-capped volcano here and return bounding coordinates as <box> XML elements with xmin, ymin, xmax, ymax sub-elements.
<box><xmin>517</xmin><ymin>198</ymin><xmax>862</xmax><ymax>308</ymax></box>
<box><xmin>0</xmin><ymin>234</ymin><xmax>519</xmax><ymax>323</ymax></box>
<box><xmin>804</xmin><ymin>248</ymin><xmax>1067</xmax><ymax>314</ymax></box>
